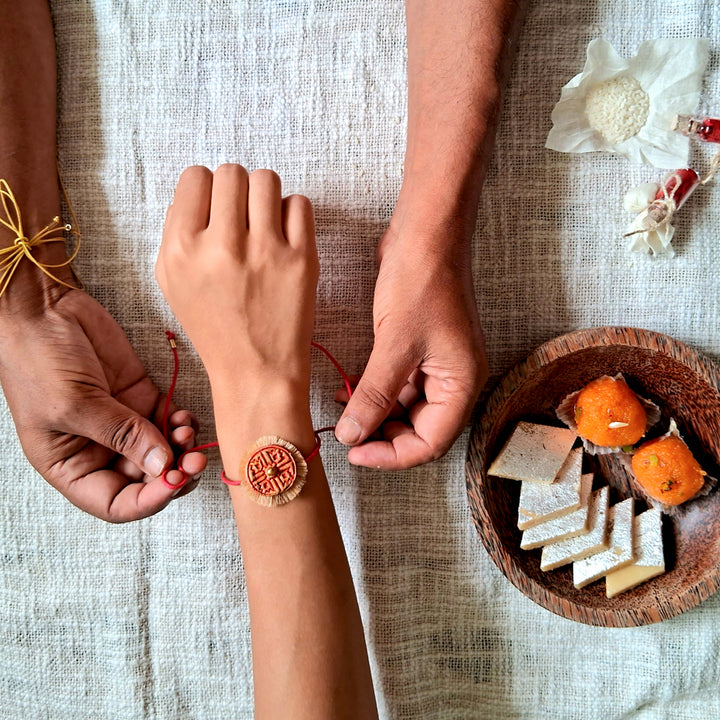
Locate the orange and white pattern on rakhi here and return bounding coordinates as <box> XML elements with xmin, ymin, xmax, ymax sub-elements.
<box><xmin>245</xmin><ymin>444</ymin><xmax>298</xmax><ymax>496</ymax></box>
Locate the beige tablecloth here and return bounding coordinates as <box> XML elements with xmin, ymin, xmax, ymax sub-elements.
<box><xmin>2</xmin><ymin>1</ymin><xmax>720</xmax><ymax>717</ymax></box>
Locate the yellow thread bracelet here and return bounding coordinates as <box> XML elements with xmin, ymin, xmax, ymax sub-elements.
<box><xmin>0</xmin><ymin>175</ymin><xmax>82</xmax><ymax>298</ymax></box>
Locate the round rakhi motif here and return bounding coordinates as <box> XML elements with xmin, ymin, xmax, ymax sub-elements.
<box><xmin>240</xmin><ymin>435</ymin><xmax>308</xmax><ymax>507</ymax></box>
<box><xmin>246</xmin><ymin>444</ymin><xmax>297</xmax><ymax>497</ymax></box>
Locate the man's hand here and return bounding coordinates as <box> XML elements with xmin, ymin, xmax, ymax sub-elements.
<box><xmin>0</xmin><ymin>288</ymin><xmax>205</xmax><ymax>522</ymax></box>
<box><xmin>330</xmin><ymin>0</ymin><xmax>525</xmax><ymax>470</ymax></box>
<box><xmin>334</xmin><ymin>228</ymin><xmax>488</xmax><ymax>470</ymax></box>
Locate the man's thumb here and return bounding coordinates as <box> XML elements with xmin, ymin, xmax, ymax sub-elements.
<box><xmin>80</xmin><ymin>396</ymin><xmax>172</xmax><ymax>477</ymax></box>
<box><xmin>335</xmin><ymin>347</ymin><xmax>413</xmax><ymax>446</ymax></box>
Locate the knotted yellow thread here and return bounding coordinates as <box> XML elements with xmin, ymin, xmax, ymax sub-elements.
<box><xmin>0</xmin><ymin>176</ymin><xmax>82</xmax><ymax>298</ymax></box>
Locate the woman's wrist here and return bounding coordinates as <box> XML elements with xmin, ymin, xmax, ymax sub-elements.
<box><xmin>211</xmin><ymin>377</ymin><xmax>316</xmax><ymax>478</ymax></box>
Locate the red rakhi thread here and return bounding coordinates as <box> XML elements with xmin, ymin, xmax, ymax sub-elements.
<box><xmin>160</xmin><ymin>331</ymin><xmax>219</xmax><ymax>489</ymax></box>
<box><xmin>160</xmin><ymin>333</ymin><xmax>352</xmax><ymax>490</ymax></box>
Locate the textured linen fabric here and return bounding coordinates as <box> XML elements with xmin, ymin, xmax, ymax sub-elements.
<box><xmin>2</xmin><ymin>0</ymin><xmax>720</xmax><ymax>718</ymax></box>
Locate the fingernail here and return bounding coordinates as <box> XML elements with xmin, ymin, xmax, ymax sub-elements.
<box><xmin>144</xmin><ymin>447</ymin><xmax>169</xmax><ymax>477</ymax></box>
<box><xmin>335</xmin><ymin>417</ymin><xmax>362</xmax><ymax>445</ymax></box>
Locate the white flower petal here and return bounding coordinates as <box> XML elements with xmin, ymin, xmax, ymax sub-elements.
<box><xmin>633</xmin><ymin>122</ymin><xmax>690</xmax><ymax>167</ymax></box>
<box><xmin>625</xmin><ymin>214</ymin><xmax>675</xmax><ymax>256</ymax></box>
<box><xmin>546</xmin><ymin>38</ymin><xmax>708</xmax><ymax>168</ymax></box>
<box><xmin>584</xmin><ymin>38</ymin><xmax>630</xmax><ymax>83</ymax></box>
<box><xmin>623</xmin><ymin>183</ymin><xmax>660</xmax><ymax>213</ymax></box>
<box><xmin>631</xmin><ymin>38</ymin><xmax>708</xmax><ymax>102</ymax></box>
<box><xmin>546</xmin><ymin>124</ymin><xmax>601</xmax><ymax>153</ymax></box>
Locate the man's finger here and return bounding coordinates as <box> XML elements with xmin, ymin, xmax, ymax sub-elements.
<box><xmin>347</xmin><ymin>381</ymin><xmax>473</xmax><ymax>469</ymax></box>
<box><xmin>169</xmin><ymin>409</ymin><xmax>200</xmax><ymax>434</ymax></box>
<box><xmin>67</xmin><ymin>470</ymin><xmax>180</xmax><ymax>523</ymax></box>
<box><xmin>335</xmin><ymin>375</ymin><xmax>421</xmax><ymax>420</ymax></box>
<box><xmin>75</xmin><ymin>395</ymin><xmax>173</xmax><ymax>479</ymax></box>
<box><xmin>335</xmin><ymin>344</ymin><xmax>417</xmax><ymax>446</ymax></box>
<box><xmin>346</xmin><ymin>432</ymin><xmax>435</xmax><ymax>470</ymax></box>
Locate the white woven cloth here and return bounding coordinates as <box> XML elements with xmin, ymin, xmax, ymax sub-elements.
<box><xmin>2</xmin><ymin>0</ymin><xmax>720</xmax><ymax>718</ymax></box>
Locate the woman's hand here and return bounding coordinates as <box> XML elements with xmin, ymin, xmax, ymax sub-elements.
<box><xmin>156</xmin><ymin>164</ymin><xmax>318</xmax><ymax>387</ymax></box>
<box><xmin>155</xmin><ymin>164</ymin><xmax>319</xmax><ymax>470</ymax></box>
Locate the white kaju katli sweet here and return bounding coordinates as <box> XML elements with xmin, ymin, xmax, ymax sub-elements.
<box><xmin>540</xmin><ymin>486</ymin><xmax>611</xmax><ymax>571</ymax></box>
<box><xmin>573</xmin><ymin>498</ymin><xmax>635</xmax><ymax>589</ymax></box>
<box><xmin>517</xmin><ymin>447</ymin><xmax>584</xmax><ymax>530</ymax></box>
<box><xmin>488</xmin><ymin>421</ymin><xmax>577</xmax><ymax>484</ymax></box>
<box><xmin>545</xmin><ymin>38</ymin><xmax>708</xmax><ymax>168</ymax></box>
<box><xmin>605</xmin><ymin>508</ymin><xmax>664</xmax><ymax>598</ymax></box>
<box><xmin>520</xmin><ymin>473</ymin><xmax>593</xmax><ymax>550</ymax></box>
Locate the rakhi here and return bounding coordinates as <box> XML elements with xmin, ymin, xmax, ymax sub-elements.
<box><xmin>0</xmin><ymin>176</ymin><xmax>347</xmax><ymax>505</ymax></box>
<box><xmin>0</xmin><ymin>176</ymin><xmax>82</xmax><ymax>298</ymax></box>
<box><xmin>160</xmin><ymin>331</ymin><xmax>353</xmax><ymax>507</ymax></box>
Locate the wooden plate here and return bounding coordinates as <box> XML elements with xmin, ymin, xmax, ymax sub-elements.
<box><xmin>466</xmin><ymin>327</ymin><xmax>720</xmax><ymax>627</ymax></box>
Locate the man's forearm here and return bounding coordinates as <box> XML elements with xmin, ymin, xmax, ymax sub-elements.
<box><xmin>335</xmin><ymin>1</ymin><xmax>520</xmax><ymax>465</ymax></box>
<box><xmin>1</xmin><ymin>0</ymin><xmax>60</xmax><ymax>233</ymax></box>
<box><xmin>0</xmin><ymin>0</ymin><xmax>72</xmax><ymax>311</ymax></box>
<box><xmin>395</xmin><ymin>0</ymin><xmax>527</xmax><ymax>252</ymax></box>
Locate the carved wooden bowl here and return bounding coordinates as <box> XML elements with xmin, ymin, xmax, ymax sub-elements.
<box><xmin>466</xmin><ymin>327</ymin><xmax>720</xmax><ymax>627</ymax></box>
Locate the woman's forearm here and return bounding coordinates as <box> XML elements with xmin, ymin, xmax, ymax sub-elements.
<box><xmin>213</xmin><ymin>380</ymin><xmax>378</xmax><ymax>719</ymax></box>
<box><xmin>157</xmin><ymin>161</ymin><xmax>378</xmax><ymax>717</ymax></box>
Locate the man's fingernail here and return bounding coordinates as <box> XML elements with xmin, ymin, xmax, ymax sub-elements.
<box><xmin>335</xmin><ymin>417</ymin><xmax>362</xmax><ymax>445</ymax></box>
<box><xmin>144</xmin><ymin>447</ymin><xmax>168</xmax><ymax>477</ymax></box>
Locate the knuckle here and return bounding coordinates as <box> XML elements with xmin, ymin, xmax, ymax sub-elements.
<box><xmin>286</xmin><ymin>193</ymin><xmax>314</xmax><ymax>222</ymax></box>
<box><xmin>179</xmin><ymin>165</ymin><xmax>211</xmax><ymax>185</ymax></box>
<box><xmin>285</xmin><ymin>192</ymin><xmax>311</xmax><ymax>209</ymax></box>
<box><xmin>102</xmin><ymin>415</ymin><xmax>144</xmax><ymax>455</ymax></box>
<box><xmin>250</xmin><ymin>168</ymin><xmax>280</xmax><ymax>187</ymax></box>
<box><xmin>215</xmin><ymin>162</ymin><xmax>248</xmax><ymax>180</ymax></box>
<box><xmin>356</xmin><ymin>381</ymin><xmax>395</xmax><ymax>412</ymax></box>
